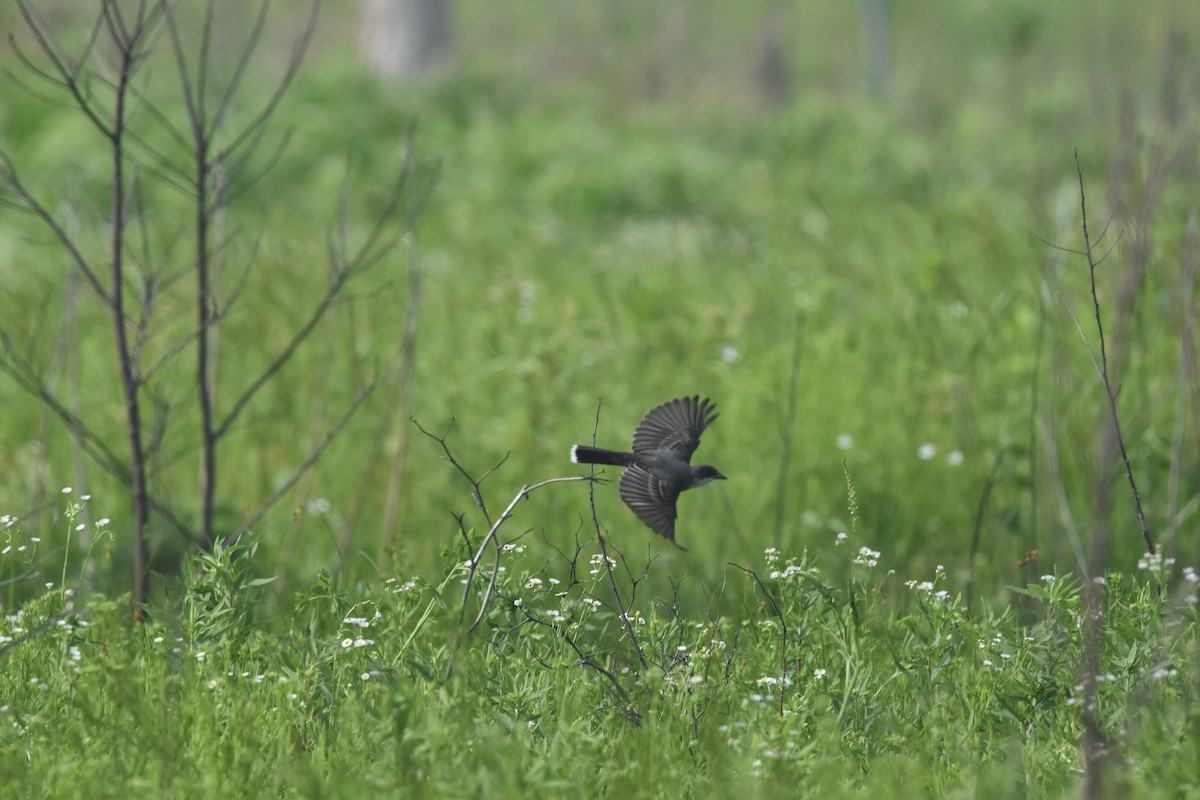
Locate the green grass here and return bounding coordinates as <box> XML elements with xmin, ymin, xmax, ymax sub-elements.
<box><xmin>2</xmin><ymin>1</ymin><xmax>1200</xmax><ymax>795</ymax></box>
<box><xmin>1</xmin><ymin>513</ymin><xmax>1197</xmax><ymax>797</ymax></box>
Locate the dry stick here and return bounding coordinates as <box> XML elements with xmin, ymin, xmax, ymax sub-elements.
<box><xmin>965</xmin><ymin>450</ymin><xmax>1004</xmax><ymax>614</ymax></box>
<box><xmin>1073</xmin><ymin>150</ymin><xmax>1155</xmax><ymax>557</ymax></box>
<box><xmin>1040</xmin><ymin>417</ymin><xmax>1090</xmax><ymax>578</ymax></box>
<box><xmin>11</xmin><ymin>1</ymin><xmax>166</xmax><ymax>604</ymax></box>
<box><xmin>0</xmin><ymin>342</ymin><xmax>126</xmax><ymax>481</ymax></box>
<box><xmin>513</xmin><ymin>606</ymin><xmax>639</xmax><ymax>721</ymax></box>
<box><xmin>731</xmin><ymin>563</ymin><xmax>788</xmax><ymax>717</ymax></box>
<box><xmin>773</xmin><ymin>314</ymin><xmax>805</xmax><ymax>546</ymax></box>
<box><xmin>64</xmin><ymin>270</ymin><xmax>95</xmax><ymax>583</ymax></box>
<box><xmin>278</xmin><ymin>301</ymin><xmax>337</xmax><ymax>585</ymax></box>
<box><xmin>464</xmin><ymin>476</ymin><xmax>591</xmax><ymax>636</ymax></box>
<box><xmin>163</xmin><ymin>1</ymin><xmax>320</xmax><ymax>550</ymax></box>
<box><xmin>413</xmin><ymin>419</ymin><xmax>500</xmax><ymax>626</ymax></box>
<box><xmin>1164</xmin><ymin>212</ymin><xmax>1197</xmax><ymax>563</ymax></box>
<box><xmin>222</xmin><ymin>380</ymin><xmax>378</xmax><ymax>546</ymax></box>
<box><xmin>586</xmin><ymin>398</ymin><xmax>649</xmax><ymax>670</ymax></box>
<box><xmin>412</xmin><ymin>419</ymin><xmax>502</xmax><ymax>531</ymax></box>
<box><xmin>1069</xmin><ymin>150</ymin><xmax>1136</xmax><ymax>799</ymax></box>
<box><xmin>0</xmin><ymin>569</ymin><xmax>41</xmax><ymax>591</ymax></box>
<box><xmin>8</xmin><ymin>1</ymin><xmax>398</xmax><ymax>572</ymax></box>
<box><xmin>1027</xmin><ymin>241</ymin><xmax>1066</xmax><ymax>580</ymax></box>
<box><xmin>0</xmin><ymin>608</ymin><xmax>90</xmax><ymax>660</ymax></box>
<box><xmin>381</xmin><ymin>243</ymin><xmax>424</xmax><ymax>561</ymax></box>
<box><xmin>104</xmin><ymin>7</ymin><xmax>153</xmax><ymax>608</ymax></box>
<box><xmin>0</xmin><ymin>338</ymin><xmax>200</xmax><ymax>546</ymax></box>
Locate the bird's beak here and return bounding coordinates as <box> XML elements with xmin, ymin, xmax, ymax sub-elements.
<box><xmin>716</xmin><ymin>471</ymin><xmax>727</xmax><ymax>480</ymax></box>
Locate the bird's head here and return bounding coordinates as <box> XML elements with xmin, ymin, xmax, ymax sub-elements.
<box><xmin>692</xmin><ymin>465</ymin><xmax>727</xmax><ymax>486</ymax></box>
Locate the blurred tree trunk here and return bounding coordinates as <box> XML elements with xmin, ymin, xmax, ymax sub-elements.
<box><xmin>861</xmin><ymin>0</ymin><xmax>891</xmax><ymax>96</ymax></box>
<box><xmin>360</xmin><ymin>0</ymin><xmax>453</xmax><ymax>81</ymax></box>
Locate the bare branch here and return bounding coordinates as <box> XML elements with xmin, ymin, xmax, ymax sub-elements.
<box><xmin>582</xmin><ymin>396</ymin><xmax>648</xmax><ymax>669</ymax></box>
<box><xmin>0</xmin><ymin>334</ymin><xmax>130</xmax><ymax>481</ymax></box>
<box><xmin>463</xmin><ymin>476</ymin><xmax>591</xmax><ymax>635</ymax></box>
<box><xmin>1071</xmin><ymin>149</ymin><xmax>1155</xmax><ymax>557</ymax></box>
<box><xmin>0</xmin><ymin>153</ymin><xmax>112</xmax><ymax>305</ymax></box>
<box><xmin>223</xmin><ymin>377</ymin><xmax>379</xmax><ymax>547</ymax></box>
<box><xmin>413</xmin><ymin>418</ymin><xmax>500</xmax><ymax>527</ymax></box>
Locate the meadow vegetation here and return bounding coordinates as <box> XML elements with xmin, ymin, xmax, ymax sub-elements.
<box><xmin>0</xmin><ymin>1</ymin><xmax>1198</xmax><ymax>796</ymax></box>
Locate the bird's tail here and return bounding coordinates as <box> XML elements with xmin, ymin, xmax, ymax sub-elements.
<box><xmin>570</xmin><ymin>445</ymin><xmax>635</xmax><ymax>467</ymax></box>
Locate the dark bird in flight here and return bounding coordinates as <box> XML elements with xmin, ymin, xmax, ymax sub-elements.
<box><xmin>570</xmin><ymin>395</ymin><xmax>725</xmax><ymax>545</ymax></box>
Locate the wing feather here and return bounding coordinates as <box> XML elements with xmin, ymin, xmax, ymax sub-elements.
<box><xmin>618</xmin><ymin>465</ymin><xmax>680</xmax><ymax>542</ymax></box>
<box><xmin>630</xmin><ymin>395</ymin><xmax>719</xmax><ymax>462</ymax></box>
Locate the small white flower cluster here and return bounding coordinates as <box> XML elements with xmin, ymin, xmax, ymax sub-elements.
<box><xmin>976</xmin><ymin>633</ymin><xmax>1012</xmax><ymax>667</ymax></box>
<box><xmin>501</xmin><ymin>543</ymin><xmax>526</xmax><ymax>554</ymax></box>
<box><xmin>523</xmin><ymin>575</ymin><xmax>560</xmax><ymax>592</ymax></box>
<box><xmin>386</xmin><ymin>577</ymin><xmax>419</xmax><ymax>593</ymax></box>
<box><xmin>1184</xmin><ymin>567</ymin><xmax>1200</xmax><ymax>604</ymax></box>
<box><xmin>852</xmin><ymin>546</ymin><xmax>880</xmax><ymax>567</ymax></box>
<box><xmin>770</xmin><ymin>564</ymin><xmax>806</xmax><ymax>580</ymax></box>
<box><xmin>340</xmin><ymin>611</ymin><xmax>379</xmax><ymax>649</ymax></box>
<box><xmin>1137</xmin><ymin>551</ymin><xmax>1175</xmax><ymax>575</ymax></box>
<box><xmin>905</xmin><ymin>566</ymin><xmax>948</xmax><ymax>599</ymax></box>
<box><xmin>765</xmin><ymin>547</ymin><xmax>813</xmax><ymax>580</ymax></box>
<box><xmin>755</xmin><ymin>675</ymin><xmax>792</xmax><ymax>687</ymax></box>
<box><xmin>305</xmin><ymin>497</ymin><xmax>331</xmax><ymax>516</ymax></box>
<box><xmin>588</xmin><ymin>553</ymin><xmax>616</xmax><ymax>576</ymax></box>
<box><xmin>916</xmin><ymin>444</ymin><xmax>963</xmax><ymax>465</ymax></box>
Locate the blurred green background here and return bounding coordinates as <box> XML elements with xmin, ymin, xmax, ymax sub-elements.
<box><xmin>0</xmin><ymin>1</ymin><xmax>1196</xmax><ymax>605</ymax></box>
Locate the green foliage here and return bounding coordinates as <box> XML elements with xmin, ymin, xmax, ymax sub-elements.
<box><xmin>1</xmin><ymin>516</ymin><xmax>1198</xmax><ymax>797</ymax></box>
<box><xmin>1</xmin><ymin>1</ymin><xmax>1197</xmax><ymax>600</ymax></box>
<box><xmin>2</xmin><ymin>0</ymin><xmax>1200</xmax><ymax>795</ymax></box>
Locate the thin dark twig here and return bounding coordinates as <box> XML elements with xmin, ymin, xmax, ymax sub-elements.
<box><xmin>412</xmin><ymin>418</ymin><xmax>500</xmax><ymax>527</ymax></box>
<box><xmin>0</xmin><ymin>569</ymin><xmax>41</xmax><ymax>590</ymax></box>
<box><xmin>0</xmin><ymin>340</ymin><xmax>130</xmax><ymax>481</ymax></box>
<box><xmin>512</xmin><ymin>605</ymin><xmax>640</xmax><ymax>723</ymax></box>
<box><xmin>215</xmin><ymin>151</ymin><xmax>427</xmax><ymax>442</ymax></box>
<box><xmin>341</xmin><ymin>241</ymin><xmax>423</xmax><ymax>564</ymax></box>
<box><xmin>774</xmin><ymin>314</ymin><xmax>805</xmax><ymax>544</ymax></box>
<box><xmin>585</xmin><ymin>397</ymin><xmax>649</xmax><ymax>669</ymax></box>
<box><xmin>0</xmin><ymin>153</ymin><xmax>112</xmax><ymax>304</ymax></box>
<box><xmin>223</xmin><ymin>378</ymin><xmax>378</xmax><ymax>546</ymax></box>
<box><xmin>463</xmin><ymin>476</ymin><xmax>591</xmax><ymax>635</ymax></box>
<box><xmin>965</xmin><ymin>450</ymin><xmax>1004</xmax><ymax>614</ymax></box>
<box><xmin>0</xmin><ymin>608</ymin><xmax>90</xmax><ymax>659</ymax></box>
<box><xmin>1072</xmin><ymin>149</ymin><xmax>1155</xmax><ymax>557</ymax></box>
<box><xmin>1165</xmin><ymin>212</ymin><xmax>1197</xmax><ymax>562</ymax></box>
<box><xmin>730</xmin><ymin>562</ymin><xmax>788</xmax><ymax>717</ymax></box>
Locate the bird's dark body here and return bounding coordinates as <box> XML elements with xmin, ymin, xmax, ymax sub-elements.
<box><xmin>570</xmin><ymin>396</ymin><xmax>724</xmax><ymax>545</ymax></box>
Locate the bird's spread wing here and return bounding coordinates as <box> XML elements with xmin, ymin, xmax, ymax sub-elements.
<box><xmin>618</xmin><ymin>465</ymin><xmax>680</xmax><ymax>542</ymax></box>
<box><xmin>630</xmin><ymin>395</ymin><xmax>718</xmax><ymax>462</ymax></box>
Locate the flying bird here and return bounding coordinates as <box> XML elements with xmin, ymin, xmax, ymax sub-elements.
<box><xmin>570</xmin><ymin>395</ymin><xmax>725</xmax><ymax>545</ymax></box>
